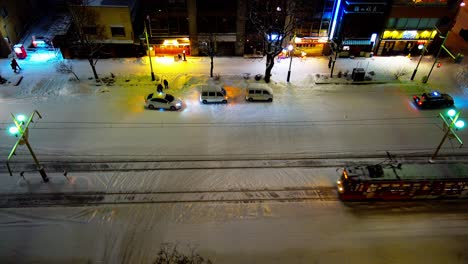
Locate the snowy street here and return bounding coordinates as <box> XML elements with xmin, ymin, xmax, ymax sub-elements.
<box><xmin>0</xmin><ymin>54</ymin><xmax>467</xmax><ymax>263</ymax></box>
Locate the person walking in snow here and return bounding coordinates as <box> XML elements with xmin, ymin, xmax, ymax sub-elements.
<box><xmin>10</xmin><ymin>58</ymin><xmax>20</xmax><ymax>73</ymax></box>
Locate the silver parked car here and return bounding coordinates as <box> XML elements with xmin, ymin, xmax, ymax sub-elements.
<box><xmin>145</xmin><ymin>93</ymin><xmax>182</xmax><ymax>110</ymax></box>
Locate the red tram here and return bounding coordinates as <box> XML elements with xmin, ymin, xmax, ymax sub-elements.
<box><xmin>337</xmin><ymin>163</ymin><xmax>468</xmax><ymax>201</ymax></box>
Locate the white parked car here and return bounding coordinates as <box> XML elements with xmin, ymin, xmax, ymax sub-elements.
<box><xmin>145</xmin><ymin>93</ymin><xmax>182</xmax><ymax>110</ymax></box>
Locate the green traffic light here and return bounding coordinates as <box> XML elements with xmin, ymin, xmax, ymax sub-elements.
<box><xmin>8</xmin><ymin>126</ymin><xmax>18</xmax><ymax>135</ymax></box>
<box><xmin>16</xmin><ymin>114</ymin><xmax>26</xmax><ymax>122</ymax></box>
<box><xmin>455</xmin><ymin>120</ymin><xmax>465</xmax><ymax>129</ymax></box>
<box><xmin>447</xmin><ymin>109</ymin><xmax>457</xmax><ymax>117</ymax></box>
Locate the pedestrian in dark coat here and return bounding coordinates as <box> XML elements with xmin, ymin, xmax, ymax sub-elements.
<box><xmin>163</xmin><ymin>79</ymin><xmax>169</xmax><ymax>89</ymax></box>
<box><xmin>157</xmin><ymin>84</ymin><xmax>163</xmax><ymax>93</ymax></box>
<box><xmin>11</xmin><ymin>58</ymin><xmax>20</xmax><ymax>73</ymax></box>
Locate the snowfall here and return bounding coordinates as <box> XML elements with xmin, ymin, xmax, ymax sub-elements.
<box><xmin>0</xmin><ymin>50</ymin><xmax>467</xmax><ymax>263</ymax></box>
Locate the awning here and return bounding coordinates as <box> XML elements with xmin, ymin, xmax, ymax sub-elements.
<box><xmin>342</xmin><ymin>39</ymin><xmax>372</xmax><ymax>46</ymax></box>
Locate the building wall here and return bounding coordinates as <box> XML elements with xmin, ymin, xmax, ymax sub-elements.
<box><xmin>89</xmin><ymin>6</ymin><xmax>134</xmax><ymax>44</ymax></box>
<box><xmin>376</xmin><ymin>2</ymin><xmax>459</xmax><ymax>56</ymax></box>
<box><xmin>0</xmin><ymin>0</ymin><xmax>41</xmax><ymax>57</ymax></box>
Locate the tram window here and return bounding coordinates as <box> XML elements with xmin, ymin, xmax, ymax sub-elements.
<box><xmin>390</xmin><ymin>184</ymin><xmax>401</xmax><ymax>193</ymax></box>
<box><xmin>403</xmin><ymin>184</ymin><xmax>412</xmax><ymax>192</ymax></box>
<box><xmin>367</xmin><ymin>184</ymin><xmax>378</xmax><ymax>193</ymax></box>
<box><xmin>444</xmin><ymin>182</ymin><xmax>454</xmax><ymax>191</ymax></box>
<box><xmin>422</xmin><ymin>183</ymin><xmax>431</xmax><ymax>191</ymax></box>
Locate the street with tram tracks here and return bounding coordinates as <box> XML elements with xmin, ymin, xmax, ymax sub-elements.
<box><xmin>0</xmin><ymin>55</ymin><xmax>467</xmax><ymax>262</ymax></box>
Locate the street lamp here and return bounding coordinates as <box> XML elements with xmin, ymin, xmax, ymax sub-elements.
<box><xmin>287</xmin><ymin>44</ymin><xmax>293</xmax><ymax>82</ymax></box>
<box><xmin>411</xmin><ymin>43</ymin><xmax>428</xmax><ymax>81</ymax></box>
<box><xmin>423</xmin><ymin>30</ymin><xmax>449</xmax><ymax>84</ymax></box>
<box><xmin>144</xmin><ymin>16</ymin><xmax>156</xmax><ymax>81</ymax></box>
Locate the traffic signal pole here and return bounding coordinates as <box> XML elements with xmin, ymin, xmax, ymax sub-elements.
<box><xmin>429</xmin><ymin>110</ymin><xmax>464</xmax><ymax>163</ymax></box>
<box><xmin>6</xmin><ymin>110</ymin><xmax>48</xmax><ymax>182</ymax></box>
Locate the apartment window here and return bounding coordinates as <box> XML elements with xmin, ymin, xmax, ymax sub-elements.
<box><xmin>0</xmin><ymin>6</ymin><xmax>7</xmax><ymax>18</ymax></box>
<box><xmin>111</xmin><ymin>26</ymin><xmax>125</xmax><ymax>37</ymax></box>
<box><xmin>83</xmin><ymin>26</ymin><xmax>97</xmax><ymax>35</ymax></box>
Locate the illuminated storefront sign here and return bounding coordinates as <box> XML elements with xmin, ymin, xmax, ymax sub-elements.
<box><xmin>382</xmin><ymin>30</ymin><xmax>437</xmax><ymax>40</ymax></box>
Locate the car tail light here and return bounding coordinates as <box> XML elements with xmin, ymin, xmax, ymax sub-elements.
<box><xmin>418</xmin><ymin>101</ymin><xmax>422</xmax><ymax>105</ymax></box>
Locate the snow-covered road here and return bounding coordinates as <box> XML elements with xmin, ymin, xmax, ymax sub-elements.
<box><xmin>0</xmin><ymin>55</ymin><xmax>467</xmax><ymax>263</ymax></box>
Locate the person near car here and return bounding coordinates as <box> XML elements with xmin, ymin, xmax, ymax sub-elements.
<box><xmin>157</xmin><ymin>84</ymin><xmax>163</xmax><ymax>93</ymax></box>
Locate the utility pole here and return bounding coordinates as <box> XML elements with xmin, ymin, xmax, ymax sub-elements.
<box><xmin>330</xmin><ymin>40</ymin><xmax>339</xmax><ymax>78</ymax></box>
<box><xmin>7</xmin><ymin>111</ymin><xmax>49</xmax><ymax>182</ymax></box>
<box><xmin>145</xmin><ymin>15</ymin><xmax>156</xmax><ymax>81</ymax></box>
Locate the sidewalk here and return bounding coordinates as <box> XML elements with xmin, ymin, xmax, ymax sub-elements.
<box><xmin>0</xmin><ymin>51</ymin><xmax>468</xmax><ymax>99</ymax></box>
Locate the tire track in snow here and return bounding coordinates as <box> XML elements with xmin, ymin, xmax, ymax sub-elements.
<box><xmin>0</xmin><ymin>186</ymin><xmax>338</xmax><ymax>208</ymax></box>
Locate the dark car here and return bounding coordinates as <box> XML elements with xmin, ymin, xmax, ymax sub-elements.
<box><xmin>413</xmin><ymin>91</ymin><xmax>454</xmax><ymax>109</ymax></box>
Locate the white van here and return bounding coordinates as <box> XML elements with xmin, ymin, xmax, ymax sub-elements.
<box><xmin>245</xmin><ymin>83</ymin><xmax>273</xmax><ymax>102</ymax></box>
<box><xmin>200</xmin><ymin>85</ymin><xmax>228</xmax><ymax>104</ymax></box>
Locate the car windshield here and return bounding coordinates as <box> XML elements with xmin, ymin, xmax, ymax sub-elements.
<box><xmin>146</xmin><ymin>93</ymin><xmax>154</xmax><ymax>100</ymax></box>
<box><xmin>165</xmin><ymin>94</ymin><xmax>175</xmax><ymax>102</ymax></box>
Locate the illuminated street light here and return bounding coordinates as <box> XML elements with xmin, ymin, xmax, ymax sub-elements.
<box><xmin>287</xmin><ymin>44</ymin><xmax>293</xmax><ymax>82</ymax></box>
<box><xmin>8</xmin><ymin>126</ymin><xmax>18</xmax><ymax>135</ymax></box>
<box><xmin>455</xmin><ymin>120</ymin><xmax>465</xmax><ymax>129</ymax></box>
<box><xmin>16</xmin><ymin>114</ymin><xmax>26</xmax><ymax>123</ymax></box>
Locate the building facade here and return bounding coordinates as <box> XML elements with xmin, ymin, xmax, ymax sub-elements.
<box><xmin>60</xmin><ymin>0</ymin><xmax>139</xmax><ymax>58</ymax></box>
<box><xmin>141</xmin><ymin>0</ymin><xmax>245</xmax><ymax>56</ymax></box>
<box><xmin>10</xmin><ymin>0</ymin><xmax>464</xmax><ymax>58</ymax></box>
<box><xmin>376</xmin><ymin>0</ymin><xmax>460</xmax><ymax>56</ymax></box>
<box><xmin>0</xmin><ymin>0</ymin><xmax>44</xmax><ymax>58</ymax></box>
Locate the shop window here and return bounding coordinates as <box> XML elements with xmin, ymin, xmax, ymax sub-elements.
<box><xmin>427</xmin><ymin>18</ymin><xmax>439</xmax><ymax>28</ymax></box>
<box><xmin>387</xmin><ymin>18</ymin><xmax>396</xmax><ymax>28</ymax></box>
<box><xmin>418</xmin><ymin>18</ymin><xmax>430</xmax><ymax>29</ymax></box>
<box><xmin>406</xmin><ymin>18</ymin><xmax>419</xmax><ymax>28</ymax></box>
<box><xmin>83</xmin><ymin>26</ymin><xmax>97</xmax><ymax>35</ymax></box>
<box><xmin>111</xmin><ymin>26</ymin><xmax>125</xmax><ymax>37</ymax></box>
<box><xmin>396</xmin><ymin>18</ymin><xmax>408</xmax><ymax>29</ymax></box>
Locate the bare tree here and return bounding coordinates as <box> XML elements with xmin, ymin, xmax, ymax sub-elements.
<box><xmin>249</xmin><ymin>0</ymin><xmax>297</xmax><ymax>83</ymax></box>
<box><xmin>67</xmin><ymin>0</ymin><xmax>106</xmax><ymax>81</ymax></box>
<box><xmin>55</xmin><ymin>59</ymin><xmax>80</xmax><ymax>81</ymax></box>
<box><xmin>200</xmin><ymin>34</ymin><xmax>217</xmax><ymax>78</ymax></box>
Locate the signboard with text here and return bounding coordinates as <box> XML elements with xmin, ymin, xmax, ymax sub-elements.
<box><xmin>344</xmin><ymin>2</ymin><xmax>386</xmax><ymax>14</ymax></box>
